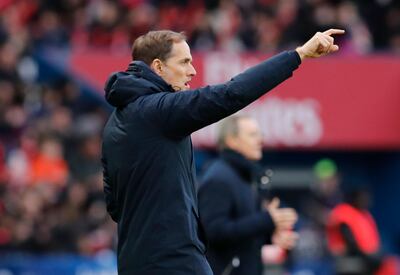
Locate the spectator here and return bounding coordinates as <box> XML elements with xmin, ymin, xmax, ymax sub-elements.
<box><xmin>30</xmin><ymin>134</ymin><xmax>68</xmax><ymax>187</ymax></box>
<box><xmin>327</xmin><ymin>186</ymin><xmax>382</xmax><ymax>275</ymax></box>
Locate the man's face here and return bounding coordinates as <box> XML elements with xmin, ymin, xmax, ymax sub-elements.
<box><xmin>229</xmin><ymin>118</ymin><xmax>263</xmax><ymax>161</ymax></box>
<box><xmin>159</xmin><ymin>41</ymin><xmax>196</xmax><ymax>91</ymax></box>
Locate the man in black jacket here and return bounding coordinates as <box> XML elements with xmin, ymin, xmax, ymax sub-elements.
<box><xmin>198</xmin><ymin>115</ymin><xmax>298</xmax><ymax>275</ymax></box>
<box><xmin>102</xmin><ymin>29</ymin><xmax>344</xmax><ymax>274</ymax></box>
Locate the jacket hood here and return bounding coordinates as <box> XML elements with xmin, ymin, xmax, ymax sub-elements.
<box><xmin>104</xmin><ymin>61</ymin><xmax>175</xmax><ymax>107</ymax></box>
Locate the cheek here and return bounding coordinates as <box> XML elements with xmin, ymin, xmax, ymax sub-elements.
<box><xmin>168</xmin><ymin>68</ymin><xmax>184</xmax><ymax>81</ymax></box>
<box><xmin>165</xmin><ymin>69</ymin><xmax>174</xmax><ymax>80</ymax></box>
<box><xmin>243</xmin><ymin>142</ymin><xmax>255</xmax><ymax>154</ymax></box>
<box><xmin>249</xmin><ymin>138</ymin><xmax>260</xmax><ymax>148</ymax></box>
<box><xmin>251</xmin><ymin>140</ymin><xmax>262</xmax><ymax>153</ymax></box>
<box><xmin>176</xmin><ymin>66</ymin><xmax>186</xmax><ymax>76</ymax></box>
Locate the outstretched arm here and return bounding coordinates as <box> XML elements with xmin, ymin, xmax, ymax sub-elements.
<box><xmin>141</xmin><ymin>29</ymin><xmax>345</xmax><ymax>138</ymax></box>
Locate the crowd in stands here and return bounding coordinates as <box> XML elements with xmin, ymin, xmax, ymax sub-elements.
<box><xmin>0</xmin><ymin>70</ymin><xmax>114</xmax><ymax>253</ymax></box>
<box><xmin>0</xmin><ymin>0</ymin><xmax>400</xmax><ymax>55</ymax></box>
<box><xmin>0</xmin><ymin>0</ymin><xmax>399</xmax><ymax>257</ymax></box>
<box><xmin>0</xmin><ymin>5</ymin><xmax>114</xmax><ymax>251</ymax></box>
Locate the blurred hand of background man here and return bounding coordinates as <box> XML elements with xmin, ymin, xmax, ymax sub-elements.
<box><xmin>272</xmin><ymin>230</ymin><xmax>299</xmax><ymax>250</ymax></box>
<box><xmin>264</xmin><ymin>198</ymin><xmax>298</xmax><ymax>231</ymax></box>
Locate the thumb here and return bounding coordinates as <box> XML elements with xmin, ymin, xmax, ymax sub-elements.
<box><xmin>330</xmin><ymin>44</ymin><xmax>339</xmax><ymax>52</ymax></box>
<box><xmin>268</xmin><ymin>197</ymin><xmax>280</xmax><ymax>210</ymax></box>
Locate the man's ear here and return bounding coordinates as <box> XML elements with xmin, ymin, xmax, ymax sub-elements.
<box><xmin>150</xmin><ymin>59</ymin><xmax>163</xmax><ymax>76</ymax></box>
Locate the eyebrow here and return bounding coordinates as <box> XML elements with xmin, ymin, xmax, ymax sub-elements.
<box><xmin>181</xmin><ymin>58</ymin><xmax>192</xmax><ymax>63</ymax></box>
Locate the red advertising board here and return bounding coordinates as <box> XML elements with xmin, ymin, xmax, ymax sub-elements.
<box><xmin>70</xmin><ymin>50</ymin><xmax>400</xmax><ymax>149</ymax></box>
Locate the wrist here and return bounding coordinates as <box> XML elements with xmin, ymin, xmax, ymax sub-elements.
<box><xmin>295</xmin><ymin>47</ymin><xmax>306</xmax><ymax>61</ymax></box>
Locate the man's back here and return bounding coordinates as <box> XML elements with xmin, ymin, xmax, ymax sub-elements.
<box><xmin>102</xmin><ymin>63</ymin><xmax>210</xmax><ymax>274</ymax></box>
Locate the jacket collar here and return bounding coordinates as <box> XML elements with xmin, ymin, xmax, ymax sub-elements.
<box><xmin>221</xmin><ymin>149</ymin><xmax>260</xmax><ymax>183</ymax></box>
<box><xmin>126</xmin><ymin>61</ymin><xmax>175</xmax><ymax>93</ymax></box>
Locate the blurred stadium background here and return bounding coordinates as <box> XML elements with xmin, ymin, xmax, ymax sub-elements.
<box><xmin>0</xmin><ymin>0</ymin><xmax>399</xmax><ymax>274</ymax></box>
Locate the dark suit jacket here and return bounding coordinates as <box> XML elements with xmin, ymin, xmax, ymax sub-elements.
<box><xmin>101</xmin><ymin>51</ymin><xmax>300</xmax><ymax>274</ymax></box>
<box><xmin>198</xmin><ymin>150</ymin><xmax>275</xmax><ymax>275</ymax></box>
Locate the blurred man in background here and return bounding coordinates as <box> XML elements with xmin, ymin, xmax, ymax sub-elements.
<box><xmin>199</xmin><ymin>115</ymin><xmax>298</xmax><ymax>275</ymax></box>
<box><xmin>101</xmin><ymin>29</ymin><xmax>344</xmax><ymax>274</ymax></box>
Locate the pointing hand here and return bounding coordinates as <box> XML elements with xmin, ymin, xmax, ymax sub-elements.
<box><xmin>296</xmin><ymin>29</ymin><xmax>345</xmax><ymax>60</ymax></box>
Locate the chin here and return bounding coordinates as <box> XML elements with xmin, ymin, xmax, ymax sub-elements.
<box><xmin>247</xmin><ymin>154</ymin><xmax>262</xmax><ymax>161</ymax></box>
<box><xmin>253</xmin><ymin>153</ymin><xmax>262</xmax><ymax>161</ymax></box>
<box><xmin>172</xmin><ymin>85</ymin><xmax>187</xmax><ymax>92</ymax></box>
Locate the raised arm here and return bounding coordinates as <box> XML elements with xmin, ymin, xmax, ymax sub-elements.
<box><xmin>140</xmin><ymin>29</ymin><xmax>345</xmax><ymax>138</ymax></box>
<box><xmin>139</xmin><ymin>51</ymin><xmax>300</xmax><ymax>137</ymax></box>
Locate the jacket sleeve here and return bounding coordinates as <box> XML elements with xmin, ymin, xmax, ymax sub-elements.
<box><xmin>198</xmin><ymin>178</ymin><xmax>275</xmax><ymax>244</ymax></box>
<box><xmin>139</xmin><ymin>51</ymin><xmax>301</xmax><ymax>138</ymax></box>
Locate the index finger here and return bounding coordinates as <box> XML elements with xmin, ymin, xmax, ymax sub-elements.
<box><xmin>323</xmin><ymin>29</ymin><xmax>345</xmax><ymax>36</ymax></box>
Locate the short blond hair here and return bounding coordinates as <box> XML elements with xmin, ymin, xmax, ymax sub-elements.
<box><xmin>131</xmin><ymin>30</ymin><xmax>186</xmax><ymax>65</ymax></box>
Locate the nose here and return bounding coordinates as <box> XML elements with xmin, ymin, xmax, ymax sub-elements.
<box><xmin>189</xmin><ymin>63</ymin><xmax>196</xmax><ymax>77</ymax></box>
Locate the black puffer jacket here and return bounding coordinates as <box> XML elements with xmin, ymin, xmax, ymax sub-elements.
<box><xmin>101</xmin><ymin>51</ymin><xmax>301</xmax><ymax>275</ymax></box>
